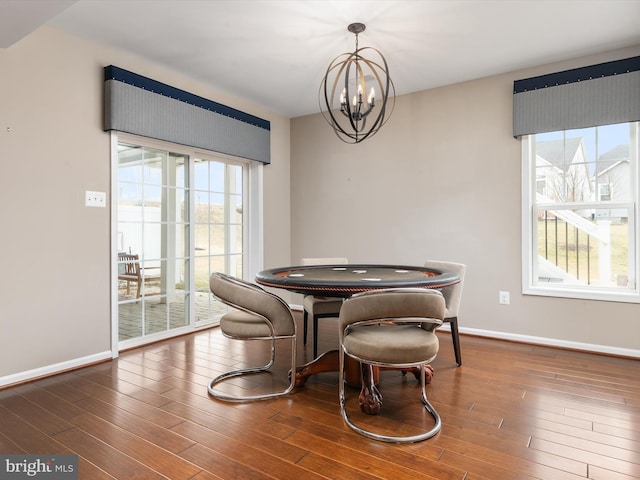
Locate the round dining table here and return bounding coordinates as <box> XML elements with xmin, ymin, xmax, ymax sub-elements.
<box><xmin>255</xmin><ymin>263</ymin><xmax>459</xmax><ymax>297</ymax></box>
<box><xmin>256</xmin><ymin>264</ymin><xmax>460</xmax><ymax>414</ymax></box>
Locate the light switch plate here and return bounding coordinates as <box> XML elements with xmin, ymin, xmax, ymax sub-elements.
<box><xmin>85</xmin><ymin>190</ymin><xmax>106</xmax><ymax>208</ymax></box>
<box><xmin>499</xmin><ymin>291</ymin><xmax>510</xmax><ymax>305</ymax></box>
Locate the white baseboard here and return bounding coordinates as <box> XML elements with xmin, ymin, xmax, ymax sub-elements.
<box><xmin>5</xmin><ymin>323</ymin><xmax>634</xmax><ymax>389</ymax></box>
<box><xmin>459</xmin><ymin>327</ymin><xmax>640</xmax><ymax>359</ymax></box>
<box><xmin>0</xmin><ymin>351</ymin><xmax>113</xmax><ymax>388</ymax></box>
<box><xmin>290</xmin><ymin>303</ymin><xmax>639</xmax><ymax>359</ymax></box>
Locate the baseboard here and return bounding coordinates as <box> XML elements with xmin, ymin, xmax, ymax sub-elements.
<box><xmin>0</xmin><ymin>351</ymin><xmax>113</xmax><ymax>389</ymax></box>
<box><xmin>459</xmin><ymin>327</ymin><xmax>640</xmax><ymax>359</ymax></box>
<box><xmin>290</xmin><ymin>302</ymin><xmax>638</xmax><ymax>359</ymax></box>
<box><xmin>2</xmin><ymin>325</ymin><xmax>636</xmax><ymax>389</ymax></box>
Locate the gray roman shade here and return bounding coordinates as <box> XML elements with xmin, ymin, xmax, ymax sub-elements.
<box><xmin>513</xmin><ymin>56</ymin><xmax>640</xmax><ymax>138</ymax></box>
<box><xmin>104</xmin><ymin>65</ymin><xmax>270</xmax><ymax>164</ymax></box>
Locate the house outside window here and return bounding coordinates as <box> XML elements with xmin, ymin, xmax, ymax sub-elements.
<box><xmin>522</xmin><ymin>122</ymin><xmax>639</xmax><ymax>302</ymax></box>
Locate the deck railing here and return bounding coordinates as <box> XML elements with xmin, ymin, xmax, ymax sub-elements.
<box><xmin>538</xmin><ymin>208</ymin><xmax>611</xmax><ymax>286</ymax></box>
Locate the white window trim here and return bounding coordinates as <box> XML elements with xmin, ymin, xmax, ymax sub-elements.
<box><xmin>521</xmin><ymin>126</ymin><xmax>640</xmax><ymax>304</ymax></box>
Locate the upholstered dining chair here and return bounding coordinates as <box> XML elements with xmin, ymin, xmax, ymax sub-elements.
<box><xmin>300</xmin><ymin>257</ymin><xmax>348</xmax><ymax>358</ymax></box>
<box><xmin>338</xmin><ymin>288</ymin><xmax>445</xmax><ymax>443</ymax></box>
<box><xmin>208</xmin><ymin>272</ymin><xmax>297</xmax><ymax>401</ymax></box>
<box><xmin>424</xmin><ymin>260</ymin><xmax>466</xmax><ymax>366</ymax></box>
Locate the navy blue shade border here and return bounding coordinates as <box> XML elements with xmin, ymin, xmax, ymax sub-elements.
<box><xmin>514</xmin><ymin>55</ymin><xmax>640</xmax><ymax>94</ymax></box>
<box><xmin>104</xmin><ymin>65</ymin><xmax>270</xmax><ymax>131</ymax></box>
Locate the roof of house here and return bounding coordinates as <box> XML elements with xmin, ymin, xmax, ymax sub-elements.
<box><xmin>596</xmin><ymin>144</ymin><xmax>630</xmax><ymax>176</ymax></box>
<box><xmin>536</xmin><ymin>137</ymin><xmax>583</xmax><ymax>171</ymax></box>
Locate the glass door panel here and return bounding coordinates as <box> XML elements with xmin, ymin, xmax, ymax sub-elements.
<box><xmin>117</xmin><ymin>144</ymin><xmax>189</xmax><ymax>342</ymax></box>
<box><xmin>193</xmin><ymin>158</ymin><xmax>244</xmax><ymax>324</ymax></box>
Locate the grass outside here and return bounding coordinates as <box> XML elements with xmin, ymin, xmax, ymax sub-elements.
<box><xmin>193</xmin><ymin>203</ymin><xmax>242</xmax><ymax>290</ymax></box>
<box><xmin>537</xmin><ymin>218</ymin><xmax>629</xmax><ymax>285</ymax></box>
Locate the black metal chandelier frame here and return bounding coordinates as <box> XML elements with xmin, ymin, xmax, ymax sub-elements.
<box><xmin>319</xmin><ymin>23</ymin><xmax>395</xmax><ymax>144</ymax></box>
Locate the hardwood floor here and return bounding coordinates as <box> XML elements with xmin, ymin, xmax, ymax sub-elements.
<box><xmin>1</xmin><ymin>313</ymin><xmax>639</xmax><ymax>479</ymax></box>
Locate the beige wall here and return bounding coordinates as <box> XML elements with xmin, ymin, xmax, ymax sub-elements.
<box><xmin>0</xmin><ymin>27</ymin><xmax>291</xmax><ymax>382</ymax></box>
<box><xmin>291</xmin><ymin>46</ymin><xmax>640</xmax><ymax>355</ymax></box>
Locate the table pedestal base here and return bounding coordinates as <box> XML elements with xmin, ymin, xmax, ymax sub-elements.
<box><xmin>294</xmin><ymin>351</ymin><xmax>435</xmax><ymax>415</ymax></box>
<box><xmin>294</xmin><ymin>350</ymin><xmax>367</xmax><ymax>387</ymax></box>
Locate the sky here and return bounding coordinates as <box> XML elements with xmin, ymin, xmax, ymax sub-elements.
<box><xmin>536</xmin><ymin>122</ymin><xmax>630</xmax><ymax>163</ymax></box>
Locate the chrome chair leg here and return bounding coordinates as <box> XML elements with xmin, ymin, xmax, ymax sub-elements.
<box><xmin>208</xmin><ymin>335</ymin><xmax>297</xmax><ymax>402</ymax></box>
<box><xmin>339</xmin><ymin>354</ymin><xmax>441</xmax><ymax>443</ymax></box>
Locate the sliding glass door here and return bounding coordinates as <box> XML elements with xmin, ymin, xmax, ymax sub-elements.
<box><xmin>114</xmin><ymin>135</ymin><xmax>250</xmax><ymax>348</ymax></box>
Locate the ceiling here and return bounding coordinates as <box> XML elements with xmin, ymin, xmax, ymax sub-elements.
<box><xmin>2</xmin><ymin>0</ymin><xmax>640</xmax><ymax>118</ymax></box>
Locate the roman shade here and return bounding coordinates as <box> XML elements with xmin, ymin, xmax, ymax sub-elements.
<box><xmin>513</xmin><ymin>56</ymin><xmax>640</xmax><ymax>138</ymax></box>
<box><xmin>104</xmin><ymin>65</ymin><xmax>270</xmax><ymax>164</ymax></box>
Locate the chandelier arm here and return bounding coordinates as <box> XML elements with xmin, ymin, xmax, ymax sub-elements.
<box><xmin>320</xmin><ymin>76</ymin><xmax>361</xmax><ymax>141</ymax></box>
<box><xmin>326</xmin><ymin>52</ymin><xmax>358</xmax><ymax>121</ymax></box>
<box><xmin>343</xmin><ymin>59</ymin><xmax>358</xmax><ymax>127</ymax></box>
<box><xmin>320</xmin><ymin>81</ymin><xmax>350</xmax><ymax>137</ymax></box>
<box><xmin>354</xmin><ymin>58</ymin><xmax>373</xmax><ymax>119</ymax></box>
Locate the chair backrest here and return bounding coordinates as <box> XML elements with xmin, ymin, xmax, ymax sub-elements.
<box><xmin>209</xmin><ymin>272</ymin><xmax>295</xmax><ymax>336</ymax></box>
<box><xmin>339</xmin><ymin>288</ymin><xmax>445</xmax><ymax>332</ymax></box>
<box><xmin>118</xmin><ymin>253</ymin><xmax>141</xmax><ymax>277</ymax></box>
<box><xmin>424</xmin><ymin>260</ymin><xmax>466</xmax><ymax>317</ymax></box>
<box><xmin>301</xmin><ymin>257</ymin><xmax>348</xmax><ymax>266</ymax></box>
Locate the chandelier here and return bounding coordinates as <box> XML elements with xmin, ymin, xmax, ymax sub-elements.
<box><xmin>319</xmin><ymin>23</ymin><xmax>395</xmax><ymax>144</ymax></box>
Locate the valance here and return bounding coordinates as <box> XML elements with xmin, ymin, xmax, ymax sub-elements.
<box><xmin>513</xmin><ymin>56</ymin><xmax>640</xmax><ymax>137</ymax></box>
<box><xmin>104</xmin><ymin>65</ymin><xmax>270</xmax><ymax>164</ymax></box>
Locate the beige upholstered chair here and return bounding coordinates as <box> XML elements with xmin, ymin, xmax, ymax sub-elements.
<box><xmin>338</xmin><ymin>288</ymin><xmax>445</xmax><ymax>443</ymax></box>
<box><xmin>424</xmin><ymin>260</ymin><xmax>466</xmax><ymax>366</ymax></box>
<box><xmin>208</xmin><ymin>272</ymin><xmax>297</xmax><ymax>401</ymax></box>
<box><xmin>300</xmin><ymin>257</ymin><xmax>348</xmax><ymax>358</ymax></box>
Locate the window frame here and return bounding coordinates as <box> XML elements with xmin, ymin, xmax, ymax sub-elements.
<box><xmin>521</xmin><ymin>123</ymin><xmax>640</xmax><ymax>303</ymax></box>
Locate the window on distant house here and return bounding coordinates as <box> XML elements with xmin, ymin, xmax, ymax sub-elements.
<box><xmin>521</xmin><ymin>122</ymin><xmax>639</xmax><ymax>301</ymax></box>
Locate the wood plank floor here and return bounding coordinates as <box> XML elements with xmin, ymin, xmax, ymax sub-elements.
<box><xmin>1</xmin><ymin>313</ymin><xmax>639</xmax><ymax>479</ymax></box>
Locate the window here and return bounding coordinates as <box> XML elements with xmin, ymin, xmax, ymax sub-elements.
<box><xmin>599</xmin><ymin>184</ymin><xmax>612</xmax><ymax>202</ymax></box>
<box><xmin>522</xmin><ymin>122</ymin><xmax>639</xmax><ymax>302</ymax></box>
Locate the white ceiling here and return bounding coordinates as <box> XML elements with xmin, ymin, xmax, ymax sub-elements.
<box><xmin>2</xmin><ymin>0</ymin><xmax>640</xmax><ymax>118</ymax></box>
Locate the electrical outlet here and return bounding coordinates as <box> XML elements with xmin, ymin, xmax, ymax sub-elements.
<box><xmin>499</xmin><ymin>291</ymin><xmax>510</xmax><ymax>305</ymax></box>
<box><xmin>85</xmin><ymin>190</ymin><xmax>106</xmax><ymax>208</ymax></box>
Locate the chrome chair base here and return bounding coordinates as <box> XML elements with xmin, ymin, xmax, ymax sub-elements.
<box><xmin>339</xmin><ymin>362</ymin><xmax>441</xmax><ymax>443</ymax></box>
<box><xmin>208</xmin><ymin>336</ymin><xmax>297</xmax><ymax>402</ymax></box>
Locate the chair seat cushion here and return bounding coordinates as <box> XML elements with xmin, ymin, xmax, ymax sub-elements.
<box><xmin>343</xmin><ymin>325</ymin><xmax>439</xmax><ymax>364</ymax></box>
<box><xmin>303</xmin><ymin>295</ymin><xmax>343</xmax><ymax>315</ymax></box>
<box><xmin>220</xmin><ymin>311</ymin><xmax>273</xmax><ymax>338</ymax></box>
